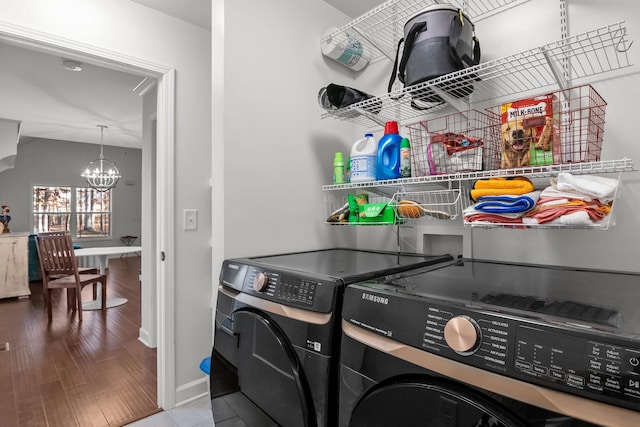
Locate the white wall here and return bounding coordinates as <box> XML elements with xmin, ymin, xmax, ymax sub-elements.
<box><xmin>219</xmin><ymin>0</ymin><xmax>359</xmax><ymax>260</ymax></box>
<box><xmin>0</xmin><ymin>0</ymin><xmax>212</xmax><ymax>407</ymax></box>
<box><xmin>349</xmin><ymin>0</ymin><xmax>640</xmax><ymax>272</ymax></box>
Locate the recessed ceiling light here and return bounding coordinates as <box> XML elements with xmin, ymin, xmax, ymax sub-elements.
<box><xmin>62</xmin><ymin>59</ymin><xmax>83</xmax><ymax>72</ymax></box>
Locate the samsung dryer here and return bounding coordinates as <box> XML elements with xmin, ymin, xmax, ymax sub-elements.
<box><xmin>340</xmin><ymin>259</ymin><xmax>640</xmax><ymax>427</ymax></box>
<box><xmin>211</xmin><ymin>248</ymin><xmax>453</xmax><ymax>427</ymax></box>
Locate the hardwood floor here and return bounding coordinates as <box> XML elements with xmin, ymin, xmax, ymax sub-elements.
<box><xmin>0</xmin><ymin>256</ymin><xmax>160</xmax><ymax>427</ymax></box>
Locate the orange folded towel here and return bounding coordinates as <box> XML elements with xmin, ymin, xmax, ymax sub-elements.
<box><xmin>470</xmin><ymin>177</ymin><xmax>535</xmax><ymax>201</ymax></box>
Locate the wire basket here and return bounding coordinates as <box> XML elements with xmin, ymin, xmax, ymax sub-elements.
<box><xmin>486</xmin><ymin>84</ymin><xmax>607</xmax><ymax>169</ymax></box>
<box><xmin>390</xmin><ymin>189</ymin><xmax>461</xmax><ymax>222</ymax></box>
<box><xmin>406</xmin><ymin>109</ymin><xmax>502</xmax><ymax>176</ymax></box>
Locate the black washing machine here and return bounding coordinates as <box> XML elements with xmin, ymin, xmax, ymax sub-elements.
<box><xmin>340</xmin><ymin>258</ymin><xmax>640</xmax><ymax>427</ymax></box>
<box><xmin>211</xmin><ymin>248</ymin><xmax>454</xmax><ymax>427</ymax></box>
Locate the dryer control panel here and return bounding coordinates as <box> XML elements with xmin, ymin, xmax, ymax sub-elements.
<box><xmin>342</xmin><ymin>284</ymin><xmax>640</xmax><ymax>412</ymax></box>
<box><xmin>219</xmin><ymin>260</ymin><xmax>337</xmax><ymax>313</ymax></box>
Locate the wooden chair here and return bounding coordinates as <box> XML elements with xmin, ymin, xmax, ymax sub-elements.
<box><xmin>35</xmin><ymin>231</ymin><xmax>99</xmax><ymax>273</ymax></box>
<box><xmin>35</xmin><ymin>232</ymin><xmax>107</xmax><ymax>321</ymax></box>
<box><xmin>35</xmin><ymin>231</ymin><xmax>99</xmax><ymax>308</ymax></box>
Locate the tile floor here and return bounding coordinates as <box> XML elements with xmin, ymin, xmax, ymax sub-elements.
<box><xmin>125</xmin><ymin>395</ymin><xmax>214</xmax><ymax>427</ymax></box>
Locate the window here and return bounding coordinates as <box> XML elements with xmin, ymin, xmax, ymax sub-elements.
<box><xmin>33</xmin><ymin>186</ymin><xmax>112</xmax><ymax>238</ymax></box>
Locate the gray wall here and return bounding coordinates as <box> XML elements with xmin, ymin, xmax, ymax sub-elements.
<box><xmin>0</xmin><ymin>137</ymin><xmax>142</xmax><ymax>246</ymax></box>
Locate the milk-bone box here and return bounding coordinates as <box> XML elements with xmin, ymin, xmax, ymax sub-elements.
<box><xmin>499</xmin><ymin>94</ymin><xmax>561</xmax><ymax>168</ymax></box>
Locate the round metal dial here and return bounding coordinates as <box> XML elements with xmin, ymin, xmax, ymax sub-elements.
<box><xmin>444</xmin><ymin>316</ymin><xmax>480</xmax><ymax>354</ymax></box>
<box><xmin>252</xmin><ymin>272</ymin><xmax>269</xmax><ymax>292</ymax></box>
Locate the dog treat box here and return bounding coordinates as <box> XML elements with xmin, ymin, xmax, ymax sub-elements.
<box><xmin>499</xmin><ymin>94</ymin><xmax>561</xmax><ymax>168</ymax></box>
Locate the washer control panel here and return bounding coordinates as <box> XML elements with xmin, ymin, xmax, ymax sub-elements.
<box><xmin>343</xmin><ymin>284</ymin><xmax>640</xmax><ymax>411</ymax></box>
<box><xmin>514</xmin><ymin>325</ymin><xmax>640</xmax><ymax>404</ymax></box>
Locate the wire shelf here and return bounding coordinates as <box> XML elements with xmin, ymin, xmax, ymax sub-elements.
<box><xmin>320</xmin><ymin>0</ymin><xmax>525</xmax><ymax>64</ymax></box>
<box><xmin>390</xmin><ymin>189</ymin><xmax>461</xmax><ymax>222</ymax></box>
<box><xmin>321</xmin><ymin>22</ymin><xmax>633</xmax><ymax>127</ymax></box>
<box><xmin>322</xmin><ymin>158</ymin><xmax>636</xmax><ymax>192</ymax></box>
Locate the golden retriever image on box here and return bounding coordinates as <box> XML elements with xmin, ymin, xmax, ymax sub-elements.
<box><xmin>500</xmin><ymin>119</ymin><xmax>536</xmax><ymax>168</ymax></box>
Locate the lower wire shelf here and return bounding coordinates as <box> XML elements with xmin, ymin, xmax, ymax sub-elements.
<box><xmin>325</xmin><ymin>189</ymin><xmax>460</xmax><ymax>226</ymax></box>
<box><xmin>323</xmin><ymin>161</ymin><xmax>633</xmax><ymax>229</ymax></box>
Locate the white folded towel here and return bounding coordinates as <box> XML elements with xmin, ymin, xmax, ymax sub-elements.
<box><xmin>540</xmin><ymin>186</ymin><xmax>594</xmax><ymax>202</ymax></box>
<box><xmin>522</xmin><ymin>210</ymin><xmax>593</xmax><ymax>226</ymax></box>
<box><xmin>555</xmin><ymin>173</ymin><xmax>618</xmax><ymax>203</ymax></box>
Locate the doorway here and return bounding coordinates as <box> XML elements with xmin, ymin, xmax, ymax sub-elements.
<box><xmin>0</xmin><ymin>22</ymin><xmax>175</xmax><ymax>409</ymax></box>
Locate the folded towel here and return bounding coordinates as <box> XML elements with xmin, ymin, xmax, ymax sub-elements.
<box><xmin>540</xmin><ymin>185</ymin><xmax>594</xmax><ymax>202</ymax></box>
<box><xmin>470</xmin><ymin>177</ymin><xmax>534</xmax><ymax>201</ymax></box>
<box><xmin>523</xmin><ymin>211</ymin><xmax>594</xmax><ymax>226</ymax></box>
<box><xmin>555</xmin><ymin>173</ymin><xmax>618</xmax><ymax>203</ymax></box>
<box><xmin>536</xmin><ymin>197</ymin><xmax>571</xmax><ymax>207</ymax></box>
<box><xmin>524</xmin><ymin>202</ymin><xmax>610</xmax><ymax>224</ymax></box>
<box><xmin>465</xmin><ymin>214</ymin><xmax>524</xmax><ymax>224</ymax></box>
<box><xmin>473</xmin><ymin>191</ymin><xmax>541</xmax><ymax>214</ymax></box>
<box><xmin>463</xmin><ymin>205</ymin><xmax>523</xmax><ymax>219</ymax></box>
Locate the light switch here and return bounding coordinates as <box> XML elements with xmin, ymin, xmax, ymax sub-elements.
<box><xmin>183</xmin><ymin>209</ymin><xmax>198</xmax><ymax>231</ymax></box>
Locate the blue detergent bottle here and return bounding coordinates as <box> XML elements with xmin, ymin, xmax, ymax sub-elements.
<box><xmin>376</xmin><ymin>121</ymin><xmax>402</xmax><ymax>180</ymax></box>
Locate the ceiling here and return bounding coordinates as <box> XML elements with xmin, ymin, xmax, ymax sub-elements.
<box><xmin>0</xmin><ymin>0</ymin><xmax>380</xmax><ymax>150</ymax></box>
<box><xmin>129</xmin><ymin>0</ymin><xmax>212</xmax><ymax>31</ymax></box>
<box><xmin>0</xmin><ymin>41</ymin><xmax>148</xmax><ymax>149</ymax></box>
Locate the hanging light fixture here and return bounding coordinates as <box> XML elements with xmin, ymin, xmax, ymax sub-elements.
<box><xmin>82</xmin><ymin>125</ymin><xmax>121</xmax><ymax>191</ymax></box>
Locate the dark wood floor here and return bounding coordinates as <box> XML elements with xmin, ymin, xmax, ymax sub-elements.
<box><xmin>0</xmin><ymin>256</ymin><xmax>160</xmax><ymax>427</ymax></box>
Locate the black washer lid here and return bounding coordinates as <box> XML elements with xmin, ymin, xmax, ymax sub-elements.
<box><xmin>238</xmin><ymin>248</ymin><xmax>453</xmax><ymax>284</ymax></box>
<box><xmin>363</xmin><ymin>258</ymin><xmax>640</xmax><ymax>336</ymax></box>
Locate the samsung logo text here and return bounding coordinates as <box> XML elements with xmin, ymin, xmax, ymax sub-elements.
<box><xmin>362</xmin><ymin>293</ymin><xmax>389</xmax><ymax>305</ymax></box>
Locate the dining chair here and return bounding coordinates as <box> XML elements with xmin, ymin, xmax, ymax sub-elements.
<box><xmin>35</xmin><ymin>232</ymin><xmax>107</xmax><ymax>321</ymax></box>
<box><xmin>35</xmin><ymin>231</ymin><xmax>100</xmax><ymax>307</ymax></box>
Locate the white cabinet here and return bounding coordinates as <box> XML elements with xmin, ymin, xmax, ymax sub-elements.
<box><xmin>0</xmin><ymin>233</ymin><xmax>30</xmax><ymax>299</ymax></box>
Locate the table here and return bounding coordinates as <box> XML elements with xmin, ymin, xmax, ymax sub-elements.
<box><xmin>74</xmin><ymin>246</ymin><xmax>142</xmax><ymax>310</ymax></box>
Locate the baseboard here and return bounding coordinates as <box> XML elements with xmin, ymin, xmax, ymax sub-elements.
<box><xmin>175</xmin><ymin>376</ymin><xmax>210</xmax><ymax>406</ymax></box>
<box><xmin>138</xmin><ymin>327</ymin><xmax>156</xmax><ymax>348</ymax></box>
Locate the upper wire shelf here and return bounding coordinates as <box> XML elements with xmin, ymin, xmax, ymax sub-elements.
<box><xmin>321</xmin><ymin>158</ymin><xmax>636</xmax><ymax>191</ymax></box>
<box><xmin>321</xmin><ymin>22</ymin><xmax>633</xmax><ymax>127</ymax></box>
<box><xmin>321</xmin><ymin>0</ymin><xmax>525</xmax><ymax>63</ymax></box>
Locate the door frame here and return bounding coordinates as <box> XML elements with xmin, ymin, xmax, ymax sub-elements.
<box><xmin>0</xmin><ymin>22</ymin><xmax>176</xmax><ymax>408</ymax></box>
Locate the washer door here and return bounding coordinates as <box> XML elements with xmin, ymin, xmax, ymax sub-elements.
<box><xmin>349</xmin><ymin>375</ymin><xmax>529</xmax><ymax>427</ymax></box>
<box><xmin>234</xmin><ymin>307</ymin><xmax>317</xmax><ymax>427</ymax></box>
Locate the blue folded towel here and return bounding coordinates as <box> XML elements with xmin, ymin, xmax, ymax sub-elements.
<box><xmin>475</xmin><ymin>191</ymin><xmax>540</xmax><ymax>214</ymax></box>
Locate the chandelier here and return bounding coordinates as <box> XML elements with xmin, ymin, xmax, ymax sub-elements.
<box><xmin>82</xmin><ymin>125</ymin><xmax>121</xmax><ymax>191</ymax></box>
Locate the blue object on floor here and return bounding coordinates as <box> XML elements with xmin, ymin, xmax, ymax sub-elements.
<box><xmin>200</xmin><ymin>356</ymin><xmax>211</xmax><ymax>375</ymax></box>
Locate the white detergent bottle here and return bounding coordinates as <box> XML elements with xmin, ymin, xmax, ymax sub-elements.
<box><xmin>350</xmin><ymin>133</ymin><xmax>377</xmax><ymax>182</ymax></box>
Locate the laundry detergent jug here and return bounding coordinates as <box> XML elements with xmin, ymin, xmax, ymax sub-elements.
<box><xmin>376</xmin><ymin>121</ymin><xmax>402</xmax><ymax>180</ymax></box>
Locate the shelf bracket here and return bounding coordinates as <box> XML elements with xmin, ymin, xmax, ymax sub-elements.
<box><xmin>353</xmin><ymin>107</ymin><xmax>386</xmax><ymax>126</ymax></box>
<box><xmin>430</xmin><ymin>87</ymin><xmax>470</xmax><ymax>117</ymax></box>
<box><xmin>540</xmin><ymin>46</ymin><xmax>569</xmax><ymax>93</ymax></box>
